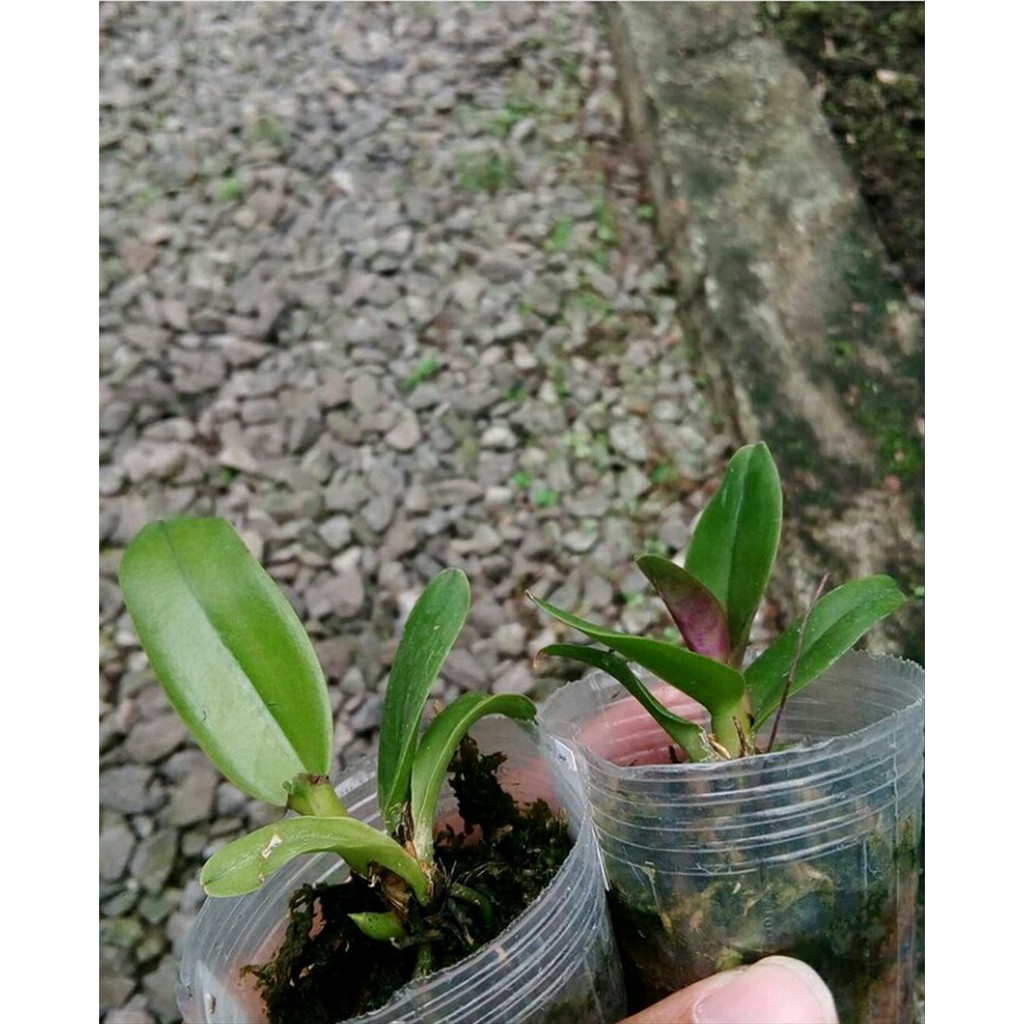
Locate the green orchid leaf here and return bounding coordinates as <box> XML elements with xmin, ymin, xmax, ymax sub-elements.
<box><xmin>747</xmin><ymin>575</ymin><xmax>908</xmax><ymax>730</ymax></box>
<box><xmin>378</xmin><ymin>569</ymin><xmax>471</xmax><ymax>833</ymax></box>
<box><xmin>528</xmin><ymin>594</ymin><xmax>747</xmax><ymax>727</ymax></box>
<box><xmin>410</xmin><ymin>692</ymin><xmax>536</xmax><ymax>861</ymax></box>
<box><xmin>636</xmin><ymin>554</ymin><xmax>731</xmax><ymax>662</ymax></box>
<box><xmin>200</xmin><ymin>816</ymin><xmax>430</xmax><ymax>903</ymax></box>
<box><xmin>684</xmin><ymin>443</ymin><xmax>782</xmax><ymax>659</ymax></box>
<box><xmin>348</xmin><ymin>911</ymin><xmax>405</xmax><ymax>943</ymax></box>
<box><xmin>539</xmin><ymin>644</ymin><xmax>716</xmax><ymax>762</ymax></box>
<box><xmin>118</xmin><ymin>518</ymin><xmax>332</xmax><ymax>807</ymax></box>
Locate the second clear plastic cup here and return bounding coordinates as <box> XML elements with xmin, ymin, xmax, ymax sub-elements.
<box><xmin>538</xmin><ymin>650</ymin><xmax>924</xmax><ymax>1023</ymax></box>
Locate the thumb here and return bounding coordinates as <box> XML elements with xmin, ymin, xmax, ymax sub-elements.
<box><xmin>619</xmin><ymin>956</ymin><xmax>839</xmax><ymax>1024</ymax></box>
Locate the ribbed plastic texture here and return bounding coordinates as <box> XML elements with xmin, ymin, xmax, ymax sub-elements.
<box><xmin>538</xmin><ymin>650</ymin><xmax>924</xmax><ymax>1023</ymax></box>
<box><xmin>177</xmin><ymin>717</ymin><xmax>626</xmax><ymax>1024</ymax></box>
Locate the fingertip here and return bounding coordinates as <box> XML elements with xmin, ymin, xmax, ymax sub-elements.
<box><xmin>691</xmin><ymin>956</ymin><xmax>838</xmax><ymax>1024</ymax></box>
<box><xmin>618</xmin><ymin>956</ymin><xmax>838</xmax><ymax>1024</ymax></box>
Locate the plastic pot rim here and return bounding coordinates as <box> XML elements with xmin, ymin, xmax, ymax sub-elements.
<box><xmin>178</xmin><ymin>716</ymin><xmax>615</xmax><ymax>1024</ymax></box>
<box><xmin>539</xmin><ymin>650</ymin><xmax>924</xmax><ymax>783</ymax></box>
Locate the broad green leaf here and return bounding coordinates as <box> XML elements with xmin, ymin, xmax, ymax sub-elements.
<box><xmin>200</xmin><ymin>816</ymin><xmax>430</xmax><ymax>903</ymax></box>
<box><xmin>685</xmin><ymin>443</ymin><xmax>782</xmax><ymax>658</ymax></box>
<box><xmin>636</xmin><ymin>555</ymin><xmax>731</xmax><ymax>662</ymax></box>
<box><xmin>118</xmin><ymin>518</ymin><xmax>331</xmax><ymax>806</ymax></box>
<box><xmin>378</xmin><ymin>569</ymin><xmax>471</xmax><ymax>832</ymax></box>
<box><xmin>528</xmin><ymin>594</ymin><xmax>747</xmax><ymax>723</ymax></box>
<box><xmin>539</xmin><ymin>645</ymin><xmax>716</xmax><ymax>762</ymax></box>
<box><xmin>747</xmin><ymin>575</ymin><xmax>908</xmax><ymax>730</ymax></box>
<box><xmin>410</xmin><ymin>692</ymin><xmax>536</xmax><ymax>860</ymax></box>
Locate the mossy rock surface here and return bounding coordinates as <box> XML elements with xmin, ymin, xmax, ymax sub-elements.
<box><xmin>605</xmin><ymin>1</ymin><xmax>923</xmax><ymax>661</ymax></box>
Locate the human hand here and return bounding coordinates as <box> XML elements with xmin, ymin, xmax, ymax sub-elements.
<box><xmin>618</xmin><ymin>956</ymin><xmax>839</xmax><ymax>1024</ymax></box>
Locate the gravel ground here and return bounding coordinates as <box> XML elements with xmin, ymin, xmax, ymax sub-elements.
<box><xmin>99</xmin><ymin>4</ymin><xmax>733</xmax><ymax>1021</ymax></box>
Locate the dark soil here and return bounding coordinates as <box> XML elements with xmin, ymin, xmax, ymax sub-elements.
<box><xmin>762</xmin><ymin>2</ymin><xmax>924</xmax><ymax>295</ymax></box>
<box><xmin>245</xmin><ymin>739</ymin><xmax>572</xmax><ymax>1024</ymax></box>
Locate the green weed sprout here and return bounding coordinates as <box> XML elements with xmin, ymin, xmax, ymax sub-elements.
<box><xmin>530</xmin><ymin>442</ymin><xmax>907</xmax><ymax>761</ymax></box>
<box><xmin>119</xmin><ymin>518</ymin><xmax>534</xmax><ymax>946</ymax></box>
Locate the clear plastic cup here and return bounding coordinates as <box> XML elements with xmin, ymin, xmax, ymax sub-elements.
<box><xmin>538</xmin><ymin>650</ymin><xmax>924</xmax><ymax>1023</ymax></box>
<box><xmin>177</xmin><ymin>717</ymin><xmax>626</xmax><ymax>1024</ymax></box>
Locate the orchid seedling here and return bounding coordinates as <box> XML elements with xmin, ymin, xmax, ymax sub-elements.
<box><xmin>530</xmin><ymin>442</ymin><xmax>907</xmax><ymax>761</ymax></box>
<box><xmin>119</xmin><ymin>518</ymin><xmax>534</xmax><ymax>949</ymax></box>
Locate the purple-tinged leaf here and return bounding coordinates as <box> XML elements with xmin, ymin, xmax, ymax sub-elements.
<box><xmin>636</xmin><ymin>555</ymin><xmax>731</xmax><ymax>662</ymax></box>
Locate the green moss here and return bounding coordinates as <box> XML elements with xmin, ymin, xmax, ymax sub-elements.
<box><xmin>130</xmin><ymin>185</ymin><xmax>162</xmax><ymax>210</ymax></box>
<box><xmin>546</xmin><ymin>215</ymin><xmax>575</xmax><ymax>252</ymax></box>
<box><xmin>216</xmin><ymin>175</ymin><xmax>243</xmax><ymax>202</ymax></box>
<box><xmin>457</xmin><ymin>153</ymin><xmax>518</xmax><ymax>193</ymax></box>
<box><xmin>822</xmin><ymin>231</ymin><xmax>924</xmax><ymax>526</ymax></box>
<box><xmin>398</xmin><ymin>358</ymin><xmax>442</xmax><ymax>394</ymax></box>
<box><xmin>253</xmin><ymin>115</ymin><xmax>290</xmax><ymax>147</ymax></box>
<box><xmin>804</xmin><ymin>227</ymin><xmax>924</xmax><ymax>528</ymax></box>
<box><xmin>650</xmin><ymin>463</ymin><xmax>678</xmax><ymax>486</ymax></box>
<box><xmin>488</xmin><ymin>97</ymin><xmax>538</xmax><ymax>139</ymax></box>
<box><xmin>592</xmin><ymin>194</ymin><xmax>619</xmax><ymax>244</ymax></box>
<box><xmin>640</xmin><ymin>538</ymin><xmax>671</xmax><ymax>559</ymax></box>
<box><xmin>835</xmin><ymin>233</ymin><xmax>903</xmax><ymax>318</ymax></box>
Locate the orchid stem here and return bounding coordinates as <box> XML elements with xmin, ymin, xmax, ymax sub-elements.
<box><xmin>286</xmin><ymin>774</ymin><xmax>348</xmax><ymax>817</ymax></box>
<box><xmin>766</xmin><ymin>574</ymin><xmax>829</xmax><ymax>753</ymax></box>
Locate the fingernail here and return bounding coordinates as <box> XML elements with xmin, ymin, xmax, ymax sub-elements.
<box><xmin>692</xmin><ymin>956</ymin><xmax>838</xmax><ymax>1024</ymax></box>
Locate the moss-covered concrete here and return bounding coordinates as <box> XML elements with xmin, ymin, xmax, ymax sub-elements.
<box><xmin>606</xmin><ymin>1</ymin><xmax>923</xmax><ymax>659</ymax></box>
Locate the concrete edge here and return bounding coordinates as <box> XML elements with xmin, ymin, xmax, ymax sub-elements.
<box><xmin>605</xmin><ymin>2</ymin><xmax>923</xmax><ymax>661</ymax></box>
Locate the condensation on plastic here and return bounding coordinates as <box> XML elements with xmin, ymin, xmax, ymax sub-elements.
<box><xmin>177</xmin><ymin>717</ymin><xmax>626</xmax><ymax>1024</ymax></box>
<box><xmin>537</xmin><ymin>650</ymin><xmax>925</xmax><ymax>1019</ymax></box>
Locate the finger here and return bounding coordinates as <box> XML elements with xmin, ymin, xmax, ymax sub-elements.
<box><xmin>619</xmin><ymin>956</ymin><xmax>839</xmax><ymax>1024</ymax></box>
